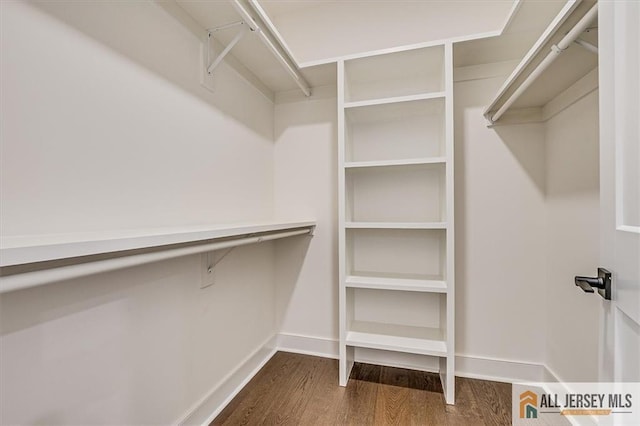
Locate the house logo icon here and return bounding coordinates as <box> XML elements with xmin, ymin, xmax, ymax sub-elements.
<box><xmin>519</xmin><ymin>390</ymin><xmax>538</xmax><ymax>419</ymax></box>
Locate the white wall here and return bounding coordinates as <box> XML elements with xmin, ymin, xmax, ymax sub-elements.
<box><xmin>0</xmin><ymin>244</ymin><xmax>276</xmax><ymax>425</ymax></box>
<box><xmin>273</xmin><ymin>87</ymin><xmax>338</xmax><ymax>346</ymax></box>
<box><xmin>544</xmin><ymin>91</ymin><xmax>600</xmax><ymax>382</ymax></box>
<box><xmin>453</xmin><ymin>72</ymin><xmax>601</xmax><ymax>381</ymax></box>
<box><xmin>0</xmin><ymin>1</ymin><xmax>278</xmax><ymax>424</ymax></box>
<box><xmin>0</xmin><ymin>0</ymin><xmax>274</xmax><ymax>236</ymax></box>
<box><xmin>454</xmin><ymin>76</ymin><xmax>547</xmax><ymax>367</ymax></box>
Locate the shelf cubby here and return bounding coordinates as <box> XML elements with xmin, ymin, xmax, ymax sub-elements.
<box><xmin>346</xmin><ymin>321</ymin><xmax>447</xmax><ymax>357</ymax></box>
<box><xmin>345</xmin><ymin>97</ymin><xmax>445</xmax><ymax>163</ymax></box>
<box><xmin>346</xmin><ymin>228</ymin><xmax>446</xmax><ymax>282</ymax></box>
<box><xmin>345</xmin><ymin>287</ymin><xmax>448</xmax><ymax>356</ymax></box>
<box><xmin>344</xmin><ymin>45</ymin><xmax>445</xmax><ymax>103</ymax></box>
<box><xmin>346</xmin><ymin>163</ymin><xmax>445</xmax><ymax>224</ymax></box>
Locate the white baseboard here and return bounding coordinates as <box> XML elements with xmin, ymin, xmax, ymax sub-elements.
<box><xmin>455</xmin><ymin>354</ymin><xmax>546</xmax><ymax>383</ymax></box>
<box><xmin>276</xmin><ymin>332</ymin><xmax>339</xmax><ymax>359</ymax></box>
<box><xmin>542</xmin><ymin>364</ymin><xmax>563</xmax><ymax>383</ymax></box>
<box><xmin>182</xmin><ymin>333</ymin><xmax>553</xmax><ymax>425</ymax></box>
<box><xmin>276</xmin><ymin>333</ymin><xmax>547</xmax><ymax>384</ymax></box>
<box><xmin>177</xmin><ymin>334</ymin><xmax>278</xmax><ymax>426</ymax></box>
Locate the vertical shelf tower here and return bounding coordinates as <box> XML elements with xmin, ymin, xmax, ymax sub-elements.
<box><xmin>338</xmin><ymin>42</ymin><xmax>455</xmax><ymax>404</ymax></box>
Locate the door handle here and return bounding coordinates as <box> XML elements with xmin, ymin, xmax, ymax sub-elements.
<box><xmin>574</xmin><ymin>268</ymin><xmax>612</xmax><ymax>300</ymax></box>
<box><xmin>575</xmin><ymin>276</ymin><xmax>597</xmax><ymax>293</ymax></box>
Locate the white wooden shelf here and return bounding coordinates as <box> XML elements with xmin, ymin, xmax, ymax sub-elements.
<box><xmin>344</xmin><ymin>92</ymin><xmax>445</xmax><ymax>109</ymax></box>
<box><xmin>0</xmin><ymin>220</ymin><xmax>316</xmax><ymax>267</ymax></box>
<box><xmin>171</xmin><ymin>0</ymin><xmax>321</xmax><ymax>99</ymax></box>
<box><xmin>0</xmin><ymin>220</ymin><xmax>316</xmax><ymax>294</ymax></box>
<box><xmin>344</xmin><ymin>157</ymin><xmax>446</xmax><ymax>169</ymax></box>
<box><xmin>484</xmin><ymin>0</ymin><xmax>598</xmax><ymax>125</ymax></box>
<box><xmin>346</xmin><ymin>320</ymin><xmax>447</xmax><ymax>357</ymax></box>
<box><xmin>345</xmin><ymin>222</ymin><xmax>446</xmax><ymax>230</ymax></box>
<box><xmin>346</xmin><ymin>275</ymin><xmax>447</xmax><ymax>293</ymax></box>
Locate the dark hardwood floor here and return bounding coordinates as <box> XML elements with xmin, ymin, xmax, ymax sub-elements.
<box><xmin>212</xmin><ymin>352</ymin><xmax>512</xmax><ymax>425</ymax></box>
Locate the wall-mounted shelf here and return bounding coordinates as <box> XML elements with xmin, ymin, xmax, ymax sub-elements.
<box><xmin>484</xmin><ymin>0</ymin><xmax>598</xmax><ymax>126</ymax></box>
<box><xmin>0</xmin><ymin>220</ymin><xmax>315</xmax><ymax>293</ymax></box>
<box><xmin>165</xmin><ymin>0</ymin><xmax>336</xmax><ymax>100</ymax></box>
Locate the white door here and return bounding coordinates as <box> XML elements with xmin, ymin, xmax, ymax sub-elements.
<box><xmin>598</xmin><ymin>0</ymin><xmax>640</xmax><ymax>383</ymax></box>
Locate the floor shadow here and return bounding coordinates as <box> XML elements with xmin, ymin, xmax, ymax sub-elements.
<box><xmin>350</xmin><ymin>362</ymin><xmax>444</xmax><ymax>394</ymax></box>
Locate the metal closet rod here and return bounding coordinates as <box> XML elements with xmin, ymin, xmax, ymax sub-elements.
<box><xmin>491</xmin><ymin>2</ymin><xmax>598</xmax><ymax>123</ymax></box>
<box><xmin>230</xmin><ymin>0</ymin><xmax>311</xmax><ymax>97</ymax></box>
<box><xmin>0</xmin><ymin>228</ymin><xmax>312</xmax><ymax>294</ymax></box>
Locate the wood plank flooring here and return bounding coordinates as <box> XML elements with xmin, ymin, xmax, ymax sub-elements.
<box><xmin>212</xmin><ymin>352</ymin><xmax>513</xmax><ymax>425</ymax></box>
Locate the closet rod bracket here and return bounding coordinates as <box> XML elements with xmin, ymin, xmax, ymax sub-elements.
<box><xmin>200</xmin><ymin>246</ymin><xmax>235</xmax><ymax>288</ymax></box>
<box><xmin>207</xmin><ymin>23</ymin><xmax>248</xmax><ymax>75</ymax></box>
<box><xmin>574</xmin><ymin>38</ymin><xmax>598</xmax><ymax>54</ymax></box>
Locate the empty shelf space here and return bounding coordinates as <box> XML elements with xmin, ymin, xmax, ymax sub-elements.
<box><xmin>346</xmin><ymin>274</ymin><xmax>447</xmax><ymax>293</ymax></box>
<box><xmin>344</xmin><ymin>45</ymin><xmax>445</xmax><ymax>103</ymax></box>
<box><xmin>345</xmin><ymin>96</ymin><xmax>445</xmax><ymax>163</ymax></box>
<box><xmin>344</xmin><ymin>157</ymin><xmax>446</xmax><ymax>169</ymax></box>
<box><xmin>345</xmin><ymin>222</ymin><xmax>446</xmax><ymax>230</ymax></box>
<box><xmin>347</xmin><ymin>228</ymin><xmax>446</xmax><ymax>281</ymax></box>
<box><xmin>345</xmin><ymin>162</ymin><xmax>446</xmax><ymax>223</ymax></box>
<box><xmin>344</xmin><ymin>92</ymin><xmax>445</xmax><ymax>109</ymax></box>
<box><xmin>346</xmin><ymin>320</ymin><xmax>447</xmax><ymax>357</ymax></box>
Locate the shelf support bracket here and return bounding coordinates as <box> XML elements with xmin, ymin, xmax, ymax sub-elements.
<box><xmin>201</xmin><ymin>247</ymin><xmax>235</xmax><ymax>288</ymax></box>
<box><xmin>207</xmin><ymin>23</ymin><xmax>248</xmax><ymax>75</ymax></box>
<box><xmin>574</xmin><ymin>38</ymin><xmax>598</xmax><ymax>54</ymax></box>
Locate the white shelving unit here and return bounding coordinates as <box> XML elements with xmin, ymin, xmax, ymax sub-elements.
<box><xmin>338</xmin><ymin>42</ymin><xmax>455</xmax><ymax>404</ymax></box>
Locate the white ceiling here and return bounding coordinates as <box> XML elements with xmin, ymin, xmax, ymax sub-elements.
<box><xmin>257</xmin><ymin>0</ymin><xmax>518</xmax><ymax>66</ymax></box>
<box><xmin>454</xmin><ymin>0</ymin><xmax>569</xmax><ymax>68</ymax></box>
<box><xmin>256</xmin><ymin>0</ymin><xmax>324</xmax><ymax>17</ymax></box>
